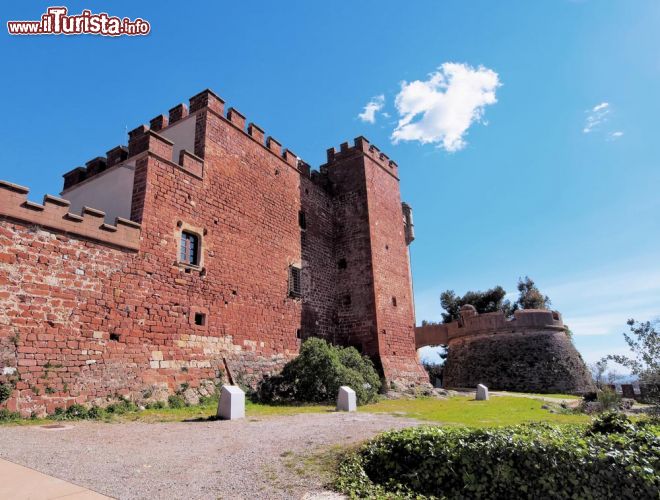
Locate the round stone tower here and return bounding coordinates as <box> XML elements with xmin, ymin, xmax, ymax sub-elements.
<box><xmin>416</xmin><ymin>306</ymin><xmax>595</xmax><ymax>394</ymax></box>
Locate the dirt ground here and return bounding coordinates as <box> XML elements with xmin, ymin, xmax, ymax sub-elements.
<box><xmin>0</xmin><ymin>412</ymin><xmax>421</xmax><ymax>499</ymax></box>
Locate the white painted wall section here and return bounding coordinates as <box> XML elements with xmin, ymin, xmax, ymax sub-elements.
<box><xmin>61</xmin><ymin>163</ymin><xmax>135</xmax><ymax>222</ymax></box>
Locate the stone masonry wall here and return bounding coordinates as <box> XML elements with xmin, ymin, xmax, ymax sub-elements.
<box><xmin>0</xmin><ymin>89</ymin><xmax>425</xmax><ymax>414</ymax></box>
<box><xmin>443</xmin><ymin>330</ymin><xmax>595</xmax><ymax>394</ymax></box>
<box><xmin>428</xmin><ymin>308</ymin><xmax>596</xmax><ymax>394</ymax></box>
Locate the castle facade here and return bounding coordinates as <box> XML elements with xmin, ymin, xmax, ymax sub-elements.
<box><xmin>0</xmin><ymin>89</ymin><xmax>427</xmax><ymax>415</ymax></box>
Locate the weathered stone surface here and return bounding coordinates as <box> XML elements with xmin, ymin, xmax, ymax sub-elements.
<box><xmin>182</xmin><ymin>388</ymin><xmax>200</xmax><ymax>406</ymax></box>
<box><xmin>421</xmin><ymin>309</ymin><xmax>595</xmax><ymax>395</ymax></box>
<box><xmin>336</xmin><ymin>386</ymin><xmax>356</xmax><ymax>412</ymax></box>
<box><xmin>217</xmin><ymin>385</ymin><xmax>245</xmax><ymax>420</ymax></box>
<box><xmin>476</xmin><ymin>384</ymin><xmax>489</xmax><ymax>400</ymax></box>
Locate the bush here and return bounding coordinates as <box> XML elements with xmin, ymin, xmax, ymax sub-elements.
<box><xmin>597</xmin><ymin>387</ymin><xmax>621</xmax><ymax>411</ymax></box>
<box><xmin>336</xmin><ymin>422</ymin><xmax>660</xmax><ymax>499</ymax></box>
<box><xmin>105</xmin><ymin>399</ymin><xmax>137</xmax><ymax>415</ymax></box>
<box><xmin>52</xmin><ymin>404</ymin><xmax>90</xmax><ymax>420</ymax></box>
<box><xmin>256</xmin><ymin>338</ymin><xmax>381</xmax><ymax>405</ymax></box>
<box><xmin>167</xmin><ymin>394</ymin><xmax>186</xmax><ymax>409</ymax></box>
<box><xmin>0</xmin><ymin>409</ymin><xmax>20</xmax><ymax>422</ymax></box>
<box><xmin>587</xmin><ymin>411</ymin><xmax>635</xmax><ymax>435</ymax></box>
<box><xmin>0</xmin><ymin>383</ymin><xmax>12</xmax><ymax>404</ymax></box>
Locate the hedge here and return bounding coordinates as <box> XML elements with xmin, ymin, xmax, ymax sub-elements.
<box><xmin>336</xmin><ymin>415</ymin><xmax>660</xmax><ymax>499</ymax></box>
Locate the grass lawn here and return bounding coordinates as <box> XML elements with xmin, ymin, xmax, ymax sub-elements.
<box><xmin>1</xmin><ymin>394</ymin><xmax>588</xmax><ymax>427</ymax></box>
<box><xmin>360</xmin><ymin>396</ymin><xmax>588</xmax><ymax>426</ymax></box>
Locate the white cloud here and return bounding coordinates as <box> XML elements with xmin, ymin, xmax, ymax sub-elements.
<box><xmin>583</xmin><ymin>102</ymin><xmax>610</xmax><ymax>134</ymax></box>
<box><xmin>593</xmin><ymin>102</ymin><xmax>609</xmax><ymax>112</ymax></box>
<box><xmin>358</xmin><ymin>95</ymin><xmax>385</xmax><ymax>124</ymax></box>
<box><xmin>391</xmin><ymin>62</ymin><xmax>500</xmax><ymax>152</ymax></box>
<box><xmin>609</xmin><ymin>130</ymin><xmax>624</xmax><ymax>140</ymax></box>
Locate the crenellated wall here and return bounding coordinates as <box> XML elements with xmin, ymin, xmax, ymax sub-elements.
<box><xmin>0</xmin><ymin>88</ymin><xmax>424</xmax><ymax>415</ymax></box>
<box><xmin>416</xmin><ymin>306</ymin><xmax>595</xmax><ymax>394</ymax></box>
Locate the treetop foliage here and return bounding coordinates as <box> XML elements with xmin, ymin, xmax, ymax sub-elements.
<box><xmin>439</xmin><ymin>276</ymin><xmax>551</xmax><ymax>323</ymax></box>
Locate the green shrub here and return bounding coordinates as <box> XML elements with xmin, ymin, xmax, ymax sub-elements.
<box><xmin>87</xmin><ymin>406</ymin><xmax>103</xmax><ymax>419</ymax></box>
<box><xmin>336</xmin><ymin>422</ymin><xmax>660</xmax><ymax>499</ymax></box>
<box><xmin>597</xmin><ymin>387</ymin><xmax>621</xmax><ymax>411</ymax></box>
<box><xmin>167</xmin><ymin>394</ymin><xmax>186</xmax><ymax>409</ymax></box>
<box><xmin>0</xmin><ymin>409</ymin><xmax>20</xmax><ymax>422</ymax></box>
<box><xmin>0</xmin><ymin>383</ymin><xmax>13</xmax><ymax>404</ymax></box>
<box><xmin>256</xmin><ymin>338</ymin><xmax>380</xmax><ymax>405</ymax></box>
<box><xmin>587</xmin><ymin>411</ymin><xmax>635</xmax><ymax>435</ymax></box>
<box><xmin>51</xmin><ymin>404</ymin><xmax>91</xmax><ymax>420</ymax></box>
<box><xmin>105</xmin><ymin>399</ymin><xmax>137</xmax><ymax>415</ymax></box>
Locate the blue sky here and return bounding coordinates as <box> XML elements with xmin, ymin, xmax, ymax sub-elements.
<box><xmin>2</xmin><ymin>1</ymin><xmax>659</xmax><ymax>370</ymax></box>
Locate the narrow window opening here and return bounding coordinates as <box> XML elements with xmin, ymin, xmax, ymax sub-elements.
<box><xmin>288</xmin><ymin>266</ymin><xmax>302</xmax><ymax>298</ymax></box>
<box><xmin>296</xmin><ymin>329</ymin><xmax>302</xmax><ymax>340</ymax></box>
<box><xmin>392</xmin><ymin>297</ymin><xmax>397</xmax><ymax>307</ymax></box>
<box><xmin>337</xmin><ymin>258</ymin><xmax>347</xmax><ymax>270</ymax></box>
<box><xmin>194</xmin><ymin>312</ymin><xmax>206</xmax><ymax>326</ymax></box>
<box><xmin>298</xmin><ymin>210</ymin><xmax>307</xmax><ymax>230</ymax></box>
<box><xmin>342</xmin><ymin>294</ymin><xmax>351</xmax><ymax>306</ymax></box>
<box><xmin>109</xmin><ymin>333</ymin><xmax>120</xmax><ymax>342</ymax></box>
<box><xmin>180</xmin><ymin>231</ymin><xmax>200</xmax><ymax>266</ymax></box>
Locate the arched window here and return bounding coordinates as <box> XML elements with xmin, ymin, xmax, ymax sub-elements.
<box><xmin>180</xmin><ymin>231</ymin><xmax>200</xmax><ymax>266</ymax></box>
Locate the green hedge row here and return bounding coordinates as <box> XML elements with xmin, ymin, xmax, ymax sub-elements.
<box><xmin>337</xmin><ymin>415</ymin><xmax>660</xmax><ymax>499</ymax></box>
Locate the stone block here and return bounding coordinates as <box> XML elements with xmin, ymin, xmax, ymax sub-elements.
<box><xmin>217</xmin><ymin>385</ymin><xmax>245</xmax><ymax>420</ymax></box>
<box><xmin>336</xmin><ymin>386</ymin><xmax>356</xmax><ymax>412</ymax></box>
<box><xmin>476</xmin><ymin>384</ymin><xmax>489</xmax><ymax>401</ymax></box>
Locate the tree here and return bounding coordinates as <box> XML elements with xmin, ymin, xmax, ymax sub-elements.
<box><xmin>605</xmin><ymin>318</ymin><xmax>660</xmax><ymax>404</ymax></box>
<box><xmin>439</xmin><ymin>286</ymin><xmax>514</xmax><ymax>323</ymax></box>
<box><xmin>515</xmin><ymin>276</ymin><xmax>551</xmax><ymax>310</ymax></box>
<box><xmin>606</xmin><ymin>318</ymin><xmax>659</xmax><ymax>379</ymax></box>
<box><xmin>439</xmin><ymin>277</ymin><xmax>551</xmax><ymax>324</ymax></box>
<box><xmin>589</xmin><ymin>360</ymin><xmax>608</xmax><ymax>389</ymax></box>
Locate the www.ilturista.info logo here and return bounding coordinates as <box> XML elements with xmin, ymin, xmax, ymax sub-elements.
<box><xmin>7</xmin><ymin>7</ymin><xmax>150</xmax><ymax>36</ymax></box>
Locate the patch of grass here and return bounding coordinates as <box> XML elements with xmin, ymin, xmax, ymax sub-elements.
<box><xmin>282</xmin><ymin>444</ymin><xmax>348</xmax><ymax>486</ymax></box>
<box><xmin>0</xmin><ymin>395</ymin><xmax>587</xmax><ymax>427</ymax></box>
<box><xmin>359</xmin><ymin>396</ymin><xmax>589</xmax><ymax>427</ymax></box>
<box><xmin>507</xmin><ymin>392</ymin><xmax>581</xmax><ymax>400</ymax></box>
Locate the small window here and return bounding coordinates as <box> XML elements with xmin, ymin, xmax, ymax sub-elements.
<box><xmin>180</xmin><ymin>231</ymin><xmax>200</xmax><ymax>266</ymax></box>
<box><xmin>296</xmin><ymin>329</ymin><xmax>302</xmax><ymax>340</ymax></box>
<box><xmin>392</xmin><ymin>297</ymin><xmax>397</xmax><ymax>307</ymax></box>
<box><xmin>110</xmin><ymin>333</ymin><xmax>120</xmax><ymax>342</ymax></box>
<box><xmin>337</xmin><ymin>258</ymin><xmax>347</xmax><ymax>270</ymax></box>
<box><xmin>288</xmin><ymin>265</ymin><xmax>302</xmax><ymax>298</ymax></box>
<box><xmin>298</xmin><ymin>210</ymin><xmax>307</xmax><ymax>230</ymax></box>
<box><xmin>342</xmin><ymin>294</ymin><xmax>351</xmax><ymax>306</ymax></box>
<box><xmin>194</xmin><ymin>312</ymin><xmax>206</xmax><ymax>326</ymax></box>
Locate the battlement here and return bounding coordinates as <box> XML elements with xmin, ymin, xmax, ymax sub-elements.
<box><xmin>0</xmin><ymin>180</ymin><xmax>141</xmax><ymax>250</ymax></box>
<box><xmin>415</xmin><ymin>307</ymin><xmax>565</xmax><ymax>349</ymax></box>
<box><xmin>142</xmin><ymin>89</ymin><xmax>310</xmax><ymax>176</ymax></box>
<box><xmin>324</xmin><ymin>136</ymin><xmax>399</xmax><ymax>178</ymax></box>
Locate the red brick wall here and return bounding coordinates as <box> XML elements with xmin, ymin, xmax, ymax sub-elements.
<box><xmin>0</xmin><ymin>90</ymin><xmax>426</xmax><ymax>415</ymax></box>
<box><xmin>363</xmin><ymin>155</ymin><xmax>427</xmax><ymax>385</ymax></box>
<box><xmin>324</xmin><ymin>138</ymin><xmax>426</xmax><ymax>386</ymax></box>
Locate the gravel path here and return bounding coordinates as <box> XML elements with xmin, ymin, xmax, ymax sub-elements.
<box><xmin>0</xmin><ymin>412</ymin><xmax>421</xmax><ymax>499</ymax></box>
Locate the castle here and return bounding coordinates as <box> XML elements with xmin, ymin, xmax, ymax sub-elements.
<box><xmin>0</xmin><ymin>89</ymin><xmax>428</xmax><ymax>416</ymax></box>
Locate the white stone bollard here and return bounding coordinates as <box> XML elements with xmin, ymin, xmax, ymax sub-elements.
<box><xmin>336</xmin><ymin>386</ymin><xmax>357</xmax><ymax>412</ymax></box>
<box><xmin>217</xmin><ymin>385</ymin><xmax>245</xmax><ymax>420</ymax></box>
<box><xmin>476</xmin><ymin>384</ymin><xmax>489</xmax><ymax>401</ymax></box>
